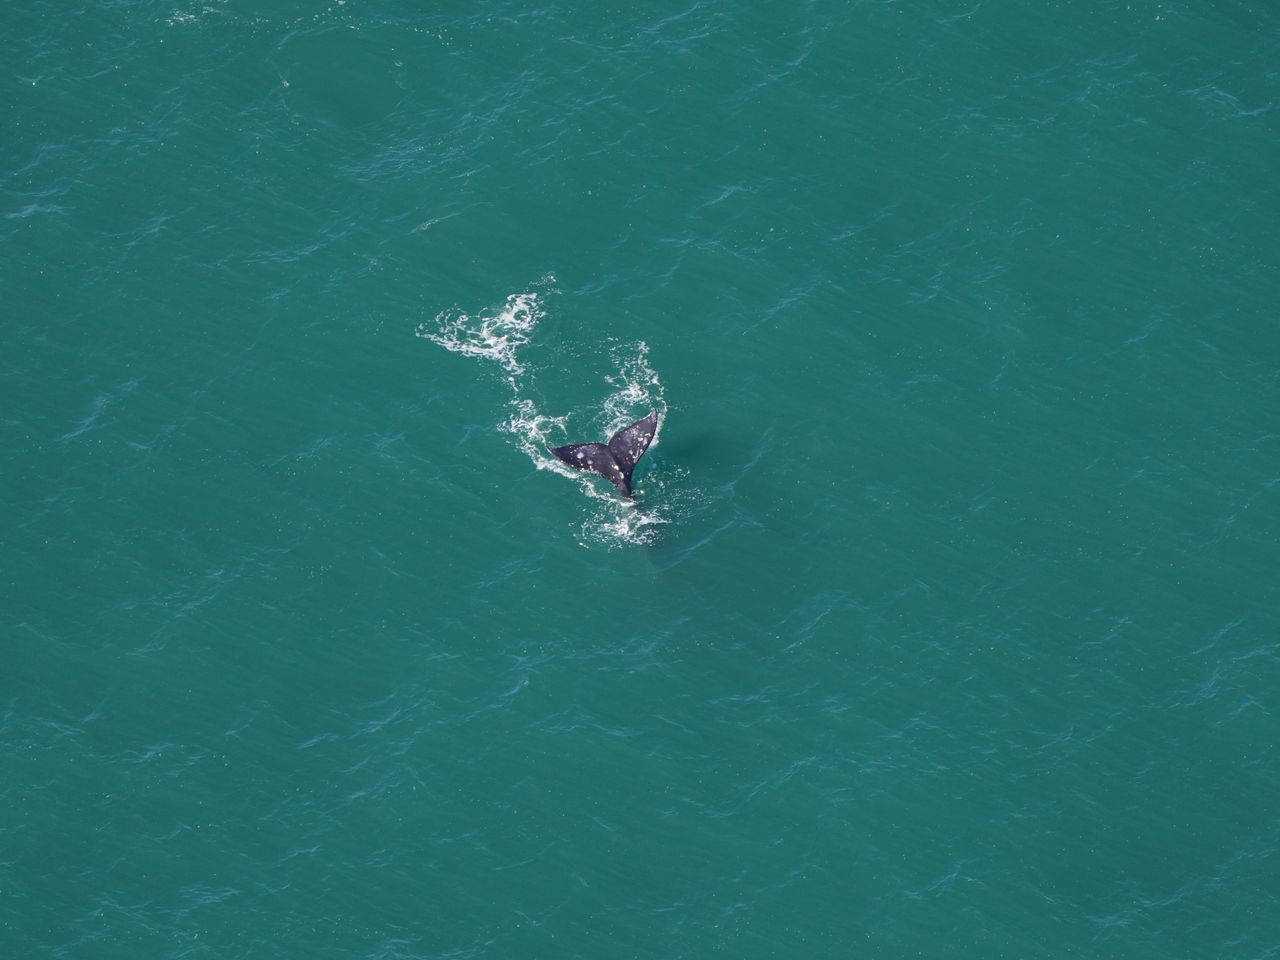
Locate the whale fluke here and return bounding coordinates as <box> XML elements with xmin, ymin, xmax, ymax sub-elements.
<box><xmin>549</xmin><ymin>409</ymin><xmax>658</xmax><ymax>497</ymax></box>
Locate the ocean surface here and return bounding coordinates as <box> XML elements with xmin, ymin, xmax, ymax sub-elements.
<box><xmin>4</xmin><ymin>1</ymin><xmax>1278</xmax><ymax>957</ymax></box>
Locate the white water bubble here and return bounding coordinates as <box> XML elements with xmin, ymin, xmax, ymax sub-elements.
<box><xmin>415</xmin><ymin>288</ymin><xmax>547</xmax><ymax>376</ymax></box>
<box><xmin>420</xmin><ymin>277</ymin><xmax>679</xmax><ymax>548</ymax></box>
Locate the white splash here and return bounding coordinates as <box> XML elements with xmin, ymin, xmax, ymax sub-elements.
<box><xmin>420</xmin><ymin>280</ymin><xmax>671</xmax><ymax>547</ymax></box>
<box><xmin>415</xmin><ymin>286</ymin><xmax>547</xmax><ymax>378</ymax></box>
<box><xmin>602</xmin><ymin>340</ymin><xmax>665</xmax><ymax>436</ymax></box>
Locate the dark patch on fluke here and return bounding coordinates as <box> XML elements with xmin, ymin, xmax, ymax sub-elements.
<box><xmin>549</xmin><ymin>409</ymin><xmax>659</xmax><ymax>497</ymax></box>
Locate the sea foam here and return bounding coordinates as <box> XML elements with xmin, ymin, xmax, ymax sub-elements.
<box><xmin>418</xmin><ymin>278</ymin><xmax>672</xmax><ymax>546</ymax></box>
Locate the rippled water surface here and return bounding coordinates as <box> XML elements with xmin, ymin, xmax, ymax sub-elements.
<box><xmin>4</xmin><ymin>2</ymin><xmax>1279</xmax><ymax>957</ymax></box>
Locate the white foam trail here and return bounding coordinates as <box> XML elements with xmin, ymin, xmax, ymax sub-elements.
<box><xmin>503</xmin><ymin>397</ymin><xmax>584</xmax><ymax>488</ymax></box>
<box><xmin>602</xmin><ymin>340</ymin><xmax>666</xmax><ymax>436</ymax></box>
<box><xmin>420</xmin><ymin>279</ymin><xmax>674</xmax><ymax>547</ymax></box>
<box><xmin>415</xmin><ymin>286</ymin><xmax>546</xmax><ymax>378</ymax></box>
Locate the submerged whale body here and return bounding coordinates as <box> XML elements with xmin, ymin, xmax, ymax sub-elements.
<box><xmin>549</xmin><ymin>409</ymin><xmax>658</xmax><ymax>497</ymax></box>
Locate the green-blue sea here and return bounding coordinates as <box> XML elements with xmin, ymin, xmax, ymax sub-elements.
<box><xmin>4</xmin><ymin>2</ymin><xmax>1279</xmax><ymax>957</ymax></box>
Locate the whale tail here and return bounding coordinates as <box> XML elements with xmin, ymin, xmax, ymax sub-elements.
<box><xmin>549</xmin><ymin>409</ymin><xmax>658</xmax><ymax>497</ymax></box>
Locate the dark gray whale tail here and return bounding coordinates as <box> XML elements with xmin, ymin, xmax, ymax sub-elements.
<box><xmin>549</xmin><ymin>409</ymin><xmax>658</xmax><ymax>497</ymax></box>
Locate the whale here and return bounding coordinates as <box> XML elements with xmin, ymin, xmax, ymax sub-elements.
<box><xmin>548</xmin><ymin>408</ymin><xmax>658</xmax><ymax>497</ymax></box>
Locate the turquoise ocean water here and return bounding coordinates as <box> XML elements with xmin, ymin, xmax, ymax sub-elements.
<box><xmin>4</xmin><ymin>1</ymin><xmax>1279</xmax><ymax>956</ymax></box>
